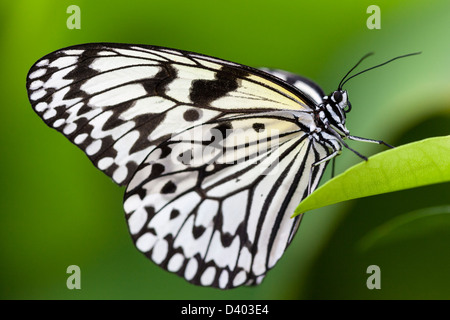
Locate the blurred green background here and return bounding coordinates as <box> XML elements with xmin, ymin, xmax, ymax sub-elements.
<box><xmin>1</xmin><ymin>0</ymin><xmax>449</xmax><ymax>299</ymax></box>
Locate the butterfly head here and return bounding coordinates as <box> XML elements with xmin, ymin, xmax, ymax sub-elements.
<box><xmin>322</xmin><ymin>51</ymin><xmax>422</xmax><ymax>139</ymax></box>
<box><xmin>319</xmin><ymin>89</ymin><xmax>351</xmax><ymax>138</ymax></box>
<box><xmin>330</xmin><ymin>89</ymin><xmax>352</xmax><ymax>113</ymax></box>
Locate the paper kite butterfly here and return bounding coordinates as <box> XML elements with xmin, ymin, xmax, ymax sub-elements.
<box><xmin>26</xmin><ymin>43</ymin><xmax>418</xmax><ymax>289</ymax></box>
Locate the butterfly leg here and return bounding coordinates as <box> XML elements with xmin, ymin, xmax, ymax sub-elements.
<box><xmin>325</xmin><ymin>126</ymin><xmax>369</xmax><ymax>161</ymax></box>
<box><xmin>348</xmin><ymin>135</ymin><xmax>394</xmax><ymax>148</ymax></box>
<box><xmin>307</xmin><ymin>149</ymin><xmax>341</xmax><ymax>195</ymax></box>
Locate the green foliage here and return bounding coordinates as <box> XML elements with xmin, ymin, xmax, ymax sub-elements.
<box><xmin>294</xmin><ymin>136</ymin><xmax>450</xmax><ymax>215</ymax></box>
<box><xmin>357</xmin><ymin>205</ymin><xmax>450</xmax><ymax>252</ymax></box>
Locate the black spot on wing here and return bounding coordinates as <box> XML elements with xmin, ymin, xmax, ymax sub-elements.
<box><xmin>193</xmin><ymin>225</ymin><xmax>206</xmax><ymax>239</ymax></box>
<box><xmin>161</xmin><ymin>180</ymin><xmax>177</xmax><ymax>194</ymax></box>
<box><xmin>151</xmin><ymin>163</ymin><xmax>165</xmax><ymax>177</ymax></box>
<box><xmin>183</xmin><ymin>108</ymin><xmax>201</xmax><ymax>121</ymax></box>
<box><xmin>252</xmin><ymin>122</ymin><xmax>265</xmax><ymax>132</ymax></box>
<box><xmin>219</xmin><ymin>232</ymin><xmax>234</xmax><ymax>247</ymax></box>
<box><xmin>189</xmin><ymin>66</ymin><xmax>249</xmax><ymax>105</ymax></box>
<box><xmin>159</xmin><ymin>143</ymin><xmax>173</xmax><ymax>159</ymax></box>
<box><xmin>145</xmin><ymin>207</ymin><xmax>156</xmax><ymax>221</ymax></box>
<box><xmin>170</xmin><ymin>209</ymin><xmax>180</xmax><ymax>219</ymax></box>
<box><xmin>141</xmin><ymin>67</ymin><xmax>172</xmax><ymax>95</ymax></box>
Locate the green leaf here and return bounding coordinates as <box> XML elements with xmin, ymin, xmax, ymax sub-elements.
<box><xmin>293</xmin><ymin>136</ymin><xmax>450</xmax><ymax>217</ymax></box>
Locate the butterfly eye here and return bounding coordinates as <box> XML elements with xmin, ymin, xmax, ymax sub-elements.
<box><xmin>332</xmin><ymin>91</ymin><xmax>343</xmax><ymax>103</ymax></box>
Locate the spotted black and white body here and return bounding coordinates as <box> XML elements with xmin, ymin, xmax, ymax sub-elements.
<box><xmin>26</xmin><ymin>43</ymin><xmax>406</xmax><ymax>289</ymax></box>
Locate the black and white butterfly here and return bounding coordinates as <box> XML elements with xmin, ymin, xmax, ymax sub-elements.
<box><xmin>26</xmin><ymin>43</ymin><xmax>417</xmax><ymax>289</ymax></box>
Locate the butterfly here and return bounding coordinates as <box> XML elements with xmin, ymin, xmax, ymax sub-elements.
<box><xmin>26</xmin><ymin>43</ymin><xmax>418</xmax><ymax>289</ymax></box>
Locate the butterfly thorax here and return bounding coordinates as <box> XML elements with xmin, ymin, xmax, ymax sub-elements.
<box><xmin>314</xmin><ymin>89</ymin><xmax>351</xmax><ymax>139</ymax></box>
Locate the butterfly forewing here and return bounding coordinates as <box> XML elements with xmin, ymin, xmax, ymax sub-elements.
<box><xmin>26</xmin><ymin>43</ymin><xmax>331</xmax><ymax>288</ymax></box>
<box><xmin>27</xmin><ymin>43</ymin><xmax>315</xmax><ymax>185</ymax></box>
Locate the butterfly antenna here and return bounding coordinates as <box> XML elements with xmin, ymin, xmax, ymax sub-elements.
<box><xmin>340</xmin><ymin>52</ymin><xmax>421</xmax><ymax>89</ymax></box>
<box><xmin>338</xmin><ymin>52</ymin><xmax>374</xmax><ymax>90</ymax></box>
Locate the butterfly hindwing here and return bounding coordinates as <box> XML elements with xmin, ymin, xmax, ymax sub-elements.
<box><xmin>260</xmin><ymin>68</ymin><xmax>325</xmax><ymax>106</ymax></box>
<box><xmin>123</xmin><ymin>116</ymin><xmax>329</xmax><ymax>288</ymax></box>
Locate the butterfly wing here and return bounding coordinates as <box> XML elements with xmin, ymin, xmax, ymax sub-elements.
<box><xmin>260</xmin><ymin>68</ymin><xmax>325</xmax><ymax>106</ymax></box>
<box><xmin>26</xmin><ymin>43</ymin><xmax>332</xmax><ymax>288</ymax></box>
<box><xmin>124</xmin><ymin>116</ymin><xmax>329</xmax><ymax>288</ymax></box>
<box><xmin>27</xmin><ymin>43</ymin><xmax>315</xmax><ymax>185</ymax></box>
